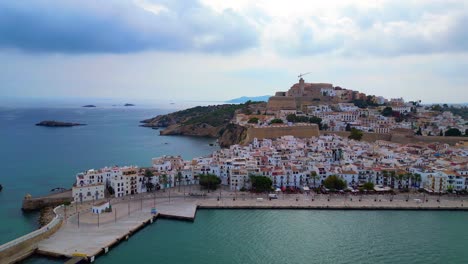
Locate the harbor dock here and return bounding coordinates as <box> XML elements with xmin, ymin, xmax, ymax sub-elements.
<box><xmin>2</xmin><ymin>190</ymin><xmax>468</xmax><ymax>263</ymax></box>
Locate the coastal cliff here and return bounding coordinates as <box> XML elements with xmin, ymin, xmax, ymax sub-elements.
<box><xmin>141</xmin><ymin>102</ymin><xmax>265</xmax><ymax>147</ymax></box>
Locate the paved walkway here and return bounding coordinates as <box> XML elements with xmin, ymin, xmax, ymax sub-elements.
<box><xmin>36</xmin><ymin>189</ymin><xmax>468</xmax><ymax>260</ymax></box>
<box><xmin>38</xmin><ymin>197</ymin><xmax>197</xmax><ymax>258</ymax></box>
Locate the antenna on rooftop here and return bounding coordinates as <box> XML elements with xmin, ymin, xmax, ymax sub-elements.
<box><xmin>298</xmin><ymin>72</ymin><xmax>311</xmax><ymax>79</ymax></box>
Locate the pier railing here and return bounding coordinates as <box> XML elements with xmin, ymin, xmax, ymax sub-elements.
<box><xmin>0</xmin><ymin>205</ymin><xmax>64</xmax><ymax>252</ymax></box>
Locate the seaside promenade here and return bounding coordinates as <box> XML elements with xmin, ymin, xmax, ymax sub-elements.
<box><xmin>2</xmin><ymin>187</ymin><xmax>468</xmax><ymax>263</ymax></box>
<box><xmin>34</xmin><ymin>188</ymin><xmax>468</xmax><ymax>261</ymax></box>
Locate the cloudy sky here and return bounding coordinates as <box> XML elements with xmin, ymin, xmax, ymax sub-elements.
<box><xmin>1</xmin><ymin>0</ymin><xmax>467</xmax><ymax>103</ymax></box>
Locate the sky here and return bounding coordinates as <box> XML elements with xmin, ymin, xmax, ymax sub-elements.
<box><xmin>0</xmin><ymin>0</ymin><xmax>467</xmax><ymax>103</ymax></box>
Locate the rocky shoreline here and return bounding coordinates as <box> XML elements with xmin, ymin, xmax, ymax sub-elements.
<box><xmin>38</xmin><ymin>206</ymin><xmax>54</xmax><ymax>228</ymax></box>
<box><xmin>140</xmin><ymin>102</ymin><xmax>265</xmax><ymax>147</ymax></box>
<box><xmin>36</xmin><ymin>121</ymin><xmax>86</xmax><ymax>127</ymax></box>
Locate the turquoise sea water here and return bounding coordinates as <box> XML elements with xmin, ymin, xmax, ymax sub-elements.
<box><xmin>0</xmin><ymin>106</ymin><xmax>217</xmax><ymax>246</ymax></box>
<box><xmin>2</xmin><ymin>106</ymin><xmax>468</xmax><ymax>264</ymax></box>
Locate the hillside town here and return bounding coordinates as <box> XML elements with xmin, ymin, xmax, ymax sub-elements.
<box><xmin>72</xmin><ymin>134</ymin><xmax>468</xmax><ymax>203</ymax></box>
<box><xmin>234</xmin><ymin>78</ymin><xmax>467</xmax><ymax>137</ymax></box>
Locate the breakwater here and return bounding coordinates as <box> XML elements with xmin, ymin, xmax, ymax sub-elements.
<box><xmin>22</xmin><ymin>190</ymin><xmax>73</xmax><ymax>211</ymax></box>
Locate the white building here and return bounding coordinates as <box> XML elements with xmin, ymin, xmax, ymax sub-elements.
<box><xmin>72</xmin><ymin>184</ymin><xmax>105</xmax><ymax>203</ymax></box>
<box><xmin>92</xmin><ymin>201</ymin><xmax>110</xmax><ymax>214</ymax></box>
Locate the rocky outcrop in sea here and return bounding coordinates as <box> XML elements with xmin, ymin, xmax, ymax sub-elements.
<box><xmin>35</xmin><ymin>121</ymin><xmax>86</xmax><ymax>127</ymax></box>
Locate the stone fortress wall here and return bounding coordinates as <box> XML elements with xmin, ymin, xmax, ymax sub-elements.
<box><xmin>244</xmin><ymin>124</ymin><xmax>320</xmax><ymax>143</ymax></box>
<box><xmin>322</xmin><ymin>131</ymin><xmax>467</xmax><ymax>146</ymax></box>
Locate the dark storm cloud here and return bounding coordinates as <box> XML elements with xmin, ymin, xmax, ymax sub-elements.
<box><xmin>0</xmin><ymin>0</ymin><xmax>258</xmax><ymax>54</ymax></box>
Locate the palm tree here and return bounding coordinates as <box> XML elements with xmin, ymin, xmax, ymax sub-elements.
<box><xmin>381</xmin><ymin>170</ymin><xmax>388</xmax><ymax>186</ymax></box>
<box><xmin>414</xmin><ymin>173</ymin><xmax>422</xmax><ymax>189</ymax></box>
<box><xmin>397</xmin><ymin>174</ymin><xmax>404</xmax><ymax>189</ymax></box>
<box><xmin>404</xmin><ymin>173</ymin><xmax>411</xmax><ymax>189</ymax></box>
<box><xmin>390</xmin><ymin>171</ymin><xmax>396</xmax><ymax>188</ymax></box>
<box><xmin>176</xmin><ymin>172</ymin><xmax>183</xmax><ymax>192</ymax></box>
<box><xmin>311</xmin><ymin>171</ymin><xmax>320</xmax><ymax>188</ymax></box>
<box><xmin>161</xmin><ymin>174</ymin><xmax>168</xmax><ymax>191</ymax></box>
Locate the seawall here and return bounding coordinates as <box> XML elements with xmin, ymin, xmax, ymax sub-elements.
<box><xmin>0</xmin><ymin>205</ymin><xmax>64</xmax><ymax>264</ymax></box>
<box><xmin>22</xmin><ymin>191</ymin><xmax>72</xmax><ymax>211</ymax></box>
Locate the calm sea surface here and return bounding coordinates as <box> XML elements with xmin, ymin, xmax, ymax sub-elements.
<box><xmin>0</xmin><ymin>106</ymin><xmax>216</xmax><ymax>244</ymax></box>
<box><xmin>2</xmin><ymin>106</ymin><xmax>468</xmax><ymax>264</ymax></box>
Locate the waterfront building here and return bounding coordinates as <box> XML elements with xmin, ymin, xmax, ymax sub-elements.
<box><xmin>72</xmin><ymin>183</ymin><xmax>105</xmax><ymax>203</ymax></box>
<box><xmin>71</xmin><ymin>133</ymin><xmax>467</xmax><ymax>198</ymax></box>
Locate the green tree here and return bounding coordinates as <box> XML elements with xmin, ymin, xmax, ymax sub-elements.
<box><xmin>146</xmin><ymin>181</ymin><xmax>155</xmax><ymax>192</ymax></box>
<box><xmin>445</xmin><ymin>128</ymin><xmax>462</xmax><ymax>137</ymax></box>
<box><xmin>144</xmin><ymin>169</ymin><xmax>153</xmax><ymax>178</ymax></box>
<box><xmin>176</xmin><ymin>172</ymin><xmax>183</xmax><ymax>192</ymax></box>
<box><xmin>381</xmin><ymin>107</ymin><xmax>394</xmax><ymax>117</ymax></box>
<box><xmin>250</xmin><ymin>175</ymin><xmax>273</xmax><ymax>192</ymax></box>
<box><xmin>348</xmin><ymin>128</ymin><xmax>363</xmax><ymax>141</ymax></box>
<box><xmin>311</xmin><ymin>171</ymin><xmax>320</xmax><ymax>187</ymax></box>
<box><xmin>198</xmin><ymin>174</ymin><xmax>221</xmax><ymax>190</ymax></box>
<box><xmin>323</xmin><ymin>175</ymin><xmax>347</xmax><ymax>190</ymax></box>
<box><xmin>431</xmin><ymin>104</ymin><xmax>443</xmax><ymax>112</ymax></box>
<box><xmin>309</xmin><ymin>116</ymin><xmax>323</xmax><ymax>129</ymax></box>
<box><xmin>107</xmin><ymin>186</ymin><xmax>115</xmax><ymax>195</ymax></box>
<box><xmin>389</xmin><ymin>171</ymin><xmax>396</xmax><ymax>188</ymax></box>
<box><xmin>363</xmin><ymin>182</ymin><xmax>374</xmax><ymax>191</ymax></box>
<box><xmin>415</xmin><ymin>127</ymin><xmax>422</xmax><ymax>135</ymax></box>
<box><xmin>286</xmin><ymin>114</ymin><xmax>308</xmax><ymax>123</ymax></box>
<box><xmin>248</xmin><ymin>117</ymin><xmax>259</xmax><ymax>124</ymax></box>
<box><xmin>270</xmin><ymin>118</ymin><xmax>284</xmax><ymax>124</ymax></box>
<box><xmin>161</xmin><ymin>174</ymin><xmax>168</xmax><ymax>189</ymax></box>
<box><xmin>345</xmin><ymin>123</ymin><xmax>352</xmax><ymax>131</ymax></box>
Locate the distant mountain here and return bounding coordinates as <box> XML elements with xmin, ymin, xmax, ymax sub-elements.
<box><xmin>226</xmin><ymin>95</ymin><xmax>271</xmax><ymax>103</ymax></box>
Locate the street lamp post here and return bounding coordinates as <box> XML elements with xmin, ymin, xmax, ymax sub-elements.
<box><xmin>168</xmin><ymin>179</ymin><xmax>172</xmax><ymax>202</ymax></box>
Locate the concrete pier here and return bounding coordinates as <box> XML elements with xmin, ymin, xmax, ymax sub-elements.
<box><xmin>2</xmin><ymin>189</ymin><xmax>467</xmax><ymax>263</ymax></box>
<box><xmin>37</xmin><ymin>197</ymin><xmax>197</xmax><ymax>261</ymax></box>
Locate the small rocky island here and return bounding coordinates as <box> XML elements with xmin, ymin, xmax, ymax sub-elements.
<box><xmin>82</xmin><ymin>105</ymin><xmax>96</xmax><ymax>108</ymax></box>
<box><xmin>124</xmin><ymin>103</ymin><xmax>135</xmax><ymax>106</ymax></box>
<box><xmin>36</xmin><ymin>121</ymin><xmax>86</xmax><ymax>127</ymax></box>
